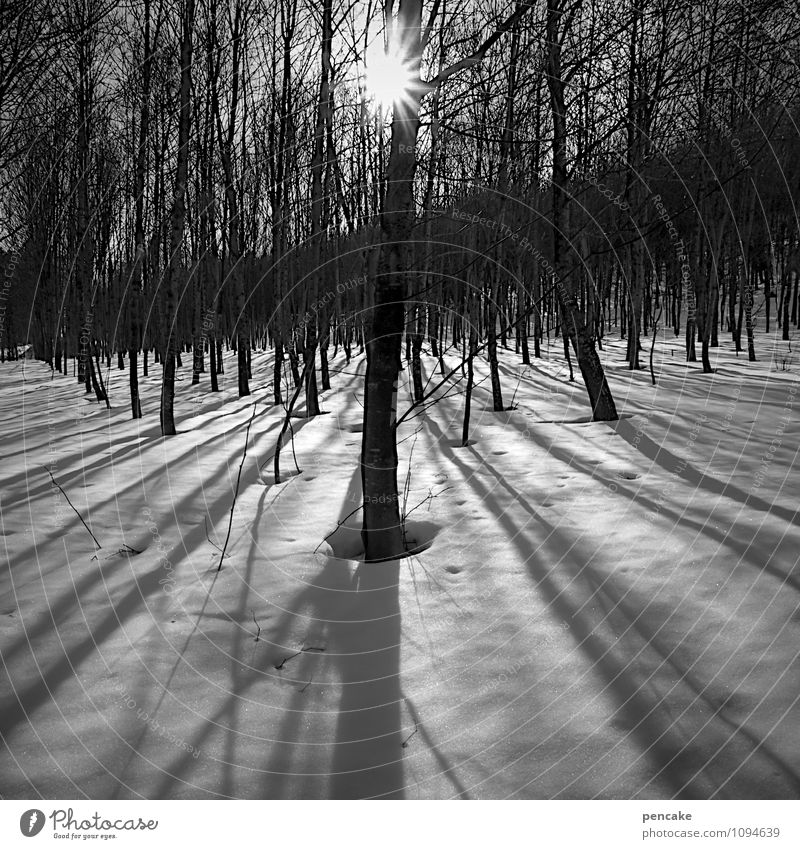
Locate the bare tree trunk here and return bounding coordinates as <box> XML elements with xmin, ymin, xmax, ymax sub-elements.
<box><xmin>211</xmin><ymin>0</ymin><xmax>249</xmax><ymax>398</ymax></box>
<box><xmin>462</xmin><ymin>298</ymin><xmax>476</xmax><ymax>446</ymax></box>
<box><xmin>160</xmin><ymin>0</ymin><xmax>194</xmax><ymax>436</ymax></box>
<box><xmin>304</xmin><ymin>0</ymin><xmax>333</xmax><ymax>417</ymax></box>
<box><xmin>487</xmin><ymin>274</ymin><xmax>504</xmax><ymax>411</ymax></box>
<box><xmin>361</xmin><ymin>1</ymin><xmax>425</xmax><ymax>562</ymax></box>
<box><xmin>546</xmin><ymin>0</ymin><xmax>617</xmax><ymax>420</ymax></box>
<box><xmin>127</xmin><ymin>0</ymin><xmax>156</xmax><ymax>419</ymax></box>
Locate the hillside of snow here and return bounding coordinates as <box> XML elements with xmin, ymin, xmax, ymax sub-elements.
<box><xmin>1</xmin><ymin>325</ymin><xmax>798</xmax><ymax>799</ymax></box>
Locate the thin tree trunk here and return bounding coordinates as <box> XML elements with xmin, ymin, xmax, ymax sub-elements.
<box><xmin>546</xmin><ymin>0</ymin><xmax>617</xmax><ymax>420</ymax></box>
<box><xmin>160</xmin><ymin>0</ymin><xmax>194</xmax><ymax>436</ymax></box>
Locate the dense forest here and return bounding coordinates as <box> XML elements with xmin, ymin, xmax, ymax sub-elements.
<box><xmin>2</xmin><ymin>0</ymin><xmax>800</xmax><ymax>555</ymax></box>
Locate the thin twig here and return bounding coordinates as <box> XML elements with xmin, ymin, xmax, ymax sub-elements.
<box><xmin>650</xmin><ymin>304</ymin><xmax>663</xmax><ymax>387</ymax></box>
<box><xmin>314</xmin><ymin>504</ymin><xmax>363</xmax><ymax>554</ymax></box>
<box><xmin>274</xmin><ymin>645</ymin><xmax>326</xmax><ymax>670</ymax></box>
<box><xmin>509</xmin><ymin>366</ymin><xmax>527</xmax><ymax>408</ymax></box>
<box><xmin>42</xmin><ymin>466</ymin><xmax>101</xmax><ymax>549</ymax></box>
<box><xmin>401</xmin><ymin>433</ymin><xmax>419</xmax><ymax>533</ymax></box>
<box><xmin>251</xmin><ymin>609</ymin><xmax>261</xmax><ymax>642</ymax></box>
<box><xmin>274</xmin><ymin>650</ymin><xmax>301</xmax><ymax>670</ymax></box>
<box><xmin>401</xmin><ymin>724</ymin><xmax>418</xmax><ymax>748</ymax></box>
<box><xmin>217</xmin><ymin>403</ymin><xmax>258</xmax><ymax>571</ymax></box>
<box><xmin>405</xmin><ymin>485</ymin><xmax>453</xmax><ymax>522</ymax></box>
<box><xmin>287</xmin><ymin>416</ymin><xmax>301</xmax><ymax>474</ymax></box>
<box><xmin>274</xmin><ymin>359</ymin><xmax>311</xmax><ymax>484</ymax></box>
<box><xmin>205</xmin><ymin>516</ymin><xmax>223</xmax><ymax>553</ymax></box>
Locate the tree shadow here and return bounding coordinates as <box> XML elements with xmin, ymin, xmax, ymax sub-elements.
<box><xmin>425</xmin><ymin>416</ymin><xmax>800</xmax><ymax>799</ymax></box>
<box><xmin>613</xmin><ymin>417</ymin><xmax>798</xmax><ymax>524</ymax></box>
<box><xmin>141</xmin><ymin>466</ymin><xmax>406</xmax><ymax>799</ymax></box>
<box><xmin>258</xmin><ymin>468</ymin><xmax>405</xmax><ymax>798</ymax></box>
<box><xmin>329</xmin><ymin>558</ymin><xmax>404</xmax><ymax>798</ymax></box>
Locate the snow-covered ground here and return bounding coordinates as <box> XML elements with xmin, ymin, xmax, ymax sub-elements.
<box><xmin>1</xmin><ymin>321</ymin><xmax>798</xmax><ymax>799</ymax></box>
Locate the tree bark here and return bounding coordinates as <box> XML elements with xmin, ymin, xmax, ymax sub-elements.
<box><xmin>545</xmin><ymin>0</ymin><xmax>617</xmax><ymax>421</ymax></box>
<box><xmin>160</xmin><ymin>0</ymin><xmax>194</xmax><ymax>436</ymax></box>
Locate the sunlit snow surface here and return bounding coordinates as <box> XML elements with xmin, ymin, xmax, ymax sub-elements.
<box><xmin>1</xmin><ymin>325</ymin><xmax>798</xmax><ymax>799</ymax></box>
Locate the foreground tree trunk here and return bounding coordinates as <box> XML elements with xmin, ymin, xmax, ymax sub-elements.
<box><xmin>360</xmin><ymin>4</ymin><xmax>423</xmax><ymax>562</ymax></box>
<box><xmin>360</xmin><ymin>0</ymin><xmax>533</xmax><ymax>560</ymax></box>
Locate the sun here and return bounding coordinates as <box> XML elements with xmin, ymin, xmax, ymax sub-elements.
<box><xmin>363</xmin><ymin>43</ymin><xmax>416</xmax><ymax>110</ymax></box>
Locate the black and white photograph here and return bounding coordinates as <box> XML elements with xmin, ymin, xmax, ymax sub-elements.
<box><xmin>0</xmin><ymin>0</ymin><xmax>798</xmax><ymax>829</ymax></box>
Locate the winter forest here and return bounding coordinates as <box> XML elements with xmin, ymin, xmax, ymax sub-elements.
<box><xmin>1</xmin><ymin>0</ymin><xmax>799</xmax><ymax>801</ymax></box>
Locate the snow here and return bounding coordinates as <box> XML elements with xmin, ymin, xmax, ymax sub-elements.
<box><xmin>1</xmin><ymin>323</ymin><xmax>798</xmax><ymax>799</ymax></box>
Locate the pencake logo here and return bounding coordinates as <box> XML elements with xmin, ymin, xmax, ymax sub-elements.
<box><xmin>19</xmin><ymin>809</ymin><xmax>46</xmax><ymax>837</ymax></box>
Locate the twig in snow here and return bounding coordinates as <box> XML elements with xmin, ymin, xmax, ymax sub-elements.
<box><xmin>251</xmin><ymin>610</ymin><xmax>261</xmax><ymax>642</ymax></box>
<box><xmin>217</xmin><ymin>403</ymin><xmax>258</xmax><ymax>571</ymax></box>
<box><xmin>103</xmin><ymin>544</ymin><xmax>142</xmax><ymax>560</ymax></box>
<box><xmin>401</xmin><ymin>724</ymin><xmax>418</xmax><ymax>748</ymax></box>
<box><xmin>405</xmin><ymin>485</ymin><xmax>453</xmax><ymax>522</ymax></box>
<box><xmin>274</xmin><ymin>650</ymin><xmax>301</xmax><ymax>670</ymax></box>
<box><xmin>287</xmin><ymin>416</ymin><xmax>301</xmax><ymax>474</ymax></box>
<box><xmin>274</xmin><ymin>645</ymin><xmax>325</xmax><ymax>670</ymax></box>
<box><xmin>42</xmin><ymin>466</ymin><xmax>101</xmax><ymax>550</ymax></box>
<box><xmin>509</xmin><ymin>367</ymin><xmax>528</xmax><ymax>409</ymax></box>
<box><xmin>299</xmin><ymin>676</ymin><xmax>313</xmax><ymax>693</ymax></box>
<box><xmin>400</xmin><ymin>433</ymin><xmax>420</xmax><ymax>542</ymax></box>
<box><xmin>204</xmin><ymin>516</ymin><xmax>224</xmax><ymax>554</ymax></box>
<box><xmin>397</xmin><ymin>427</ymin><xmax>422</xmax><ymax>446</ymax></box>
<box><xmin>273</xmin><ymin>359</ymin><xmax>311</xmax><ymax>484</ymax></box>
<box><xmin>313</xmin><ymin>504</ymin><xmax>363</xmax><ymax>554</ymax></box>
<box><xmin>650</xmin><ymin>304</ymin><xmax>663</xmax><ymax>387</ymax></box>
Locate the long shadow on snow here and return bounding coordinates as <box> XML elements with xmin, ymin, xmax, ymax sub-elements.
<box><xmin>2</xmin><ymin>400</ymin><xmax>266</xmax><ymax>506</ymax></box>
<box><xmin>261</xmin><ymin>466</ymin><xmax>404</xmax><ymax>799</ymax></box>
<box><xmin>1</xmin><ymin>404</ymin><xmax>311</xmax><ymax>591</ymax></box>
<box><xmin>503</xmin><ymin>415</ymin><xmax>800</xmax><ymax>597</ymax></box>
<box><xmin>426</xmin><ymin>416</ymin><xmax>800</xmax><ymax>799</ymax></box>
<box><xmin>0</xmin><ymin>562</ymin><xmax>167</xmax><ymax>740</ymax></box>
<box><xmin>150</xmin><ymin>464</ymin><xmax>405</xmax><ymax>799</ymax></box>
<box><xmin>501</xmin><ymin>416</ymin><xmax>800</xmax><ymax>795</ymax></box>
<box><xmin>614</xmin><ymin>418</ymin><xmax>798</xmax><ymax>525</ymax></box>
<box><xmin>0</xmin><ymin>411</ymin><xmax>328</xmax><ymax>772</ymax></box>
